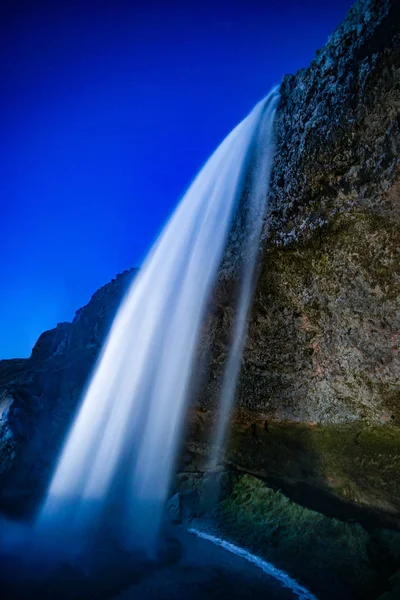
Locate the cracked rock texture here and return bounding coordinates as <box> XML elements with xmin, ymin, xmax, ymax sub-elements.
<box><xmin>200</xmin><ymin>0</ymin><xmax>400</xmax><ymax>426</ymax></box>
<box><xmin>184</xmin><ymin>0</ymin><xmax>400</xmax><ymax>522</ymax></box>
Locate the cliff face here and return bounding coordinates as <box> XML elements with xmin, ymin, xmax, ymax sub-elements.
<box><xmin>183</xmin><ymin>0</ymin><xmax>400</xmax><ymax>521</ymax></box>
<box><xmin>260</xmin><ymin>0</ymin><xmax>400</xmax><ymax>424</ymax></box>
<box><xmin>0</xmin><ymin>269</ymin><xmax>135</xmax><ymax>511</ymax></box>
<box><xmin>201</xmin><ymin>0</ymin><xmax>400</xmax><ymax>424</ymax></box>
<box><xmin>0</xmin><ymin>0</ymin><xmax>399</xmax><ymax>529</ymax></box>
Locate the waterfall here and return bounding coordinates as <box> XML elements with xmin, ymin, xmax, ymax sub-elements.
<box><xmin>36</xmin><ymin>88</ymin><xmax>279</xmax><ymax>551</ymax></box>
<box><xmin>209</xmin><ymin>91</ymin><xmax>277</xmax><ymax>469</ymax></box>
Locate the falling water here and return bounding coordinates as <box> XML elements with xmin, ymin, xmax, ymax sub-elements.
<box><xmin>209</xmin><ymin>91</ymin><xmax>277</xmax><ymax>469</ymax></box>
<box><xmin>36</xmin><ymin>88</ymin><xmax>279</xmax><ymax>550</ymax></box>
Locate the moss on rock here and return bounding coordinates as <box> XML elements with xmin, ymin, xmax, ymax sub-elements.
<box><xmin>215</xmin><ymin>475</ymin><xmax>375</xmax><ymax>599</ymax></box>
<box><xmin>184</xmin><ymin>412</ymin><xmax>400</xmax><ymax>521</ymax></box>
<box><xmin>176</xmin><ymin>472</ymin><xmax>400</xmax><ymax>600</ymax></box>
<box><xmin>228</xmin><ymin>420</ymin><xmax>400</xmax><ymax>514</ymax></box>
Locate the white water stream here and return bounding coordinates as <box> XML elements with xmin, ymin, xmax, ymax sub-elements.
<box><xmin>37</xmin><ymin>89</ymin><xmax>279</xmax><ymax>550</ymax></box>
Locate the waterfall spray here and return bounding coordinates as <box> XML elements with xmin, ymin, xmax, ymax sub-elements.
<box><xmin>36</xmin><ymin>88</ymin><xmax>279</xmax><ymax>551</ymax></box>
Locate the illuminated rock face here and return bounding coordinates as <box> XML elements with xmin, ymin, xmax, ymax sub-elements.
<box><xmin>188</xmin><ymin>0</ymin><xmax>400</xmax><ymax>517</ymax></box>
<box><xmin>202</xmin><ymin>0</ymin><xmax>400</xmax><ymax>425</ymax></box>
<box><xmin>0</xmin><ymin>0</ymin><xmax>399</xmax><ymax>524</ymax></box>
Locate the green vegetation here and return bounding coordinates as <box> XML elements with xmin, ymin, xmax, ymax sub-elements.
<box><xmin>228</xmin><ymin>421</ymin><xmax>400</xmax><ymax>513</ymax></box>
<box><xmin>214</xmin><ymin>474</ymin><xmax>376</xmax><ymax>598</ymax></box>
<box><xmin>177</xmin><ymin>470</ymin><xmax>400</xmax><ymax>599</ymax></box>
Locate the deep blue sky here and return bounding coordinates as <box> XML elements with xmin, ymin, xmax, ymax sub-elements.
<box><xmin>1</xmin><ymin>0</ymin><xmax>353</xmax><ymax>359</ymax></box>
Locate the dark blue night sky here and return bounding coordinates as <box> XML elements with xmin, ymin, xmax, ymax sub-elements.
<box><xmin>1</xmin><ymin>0</ymin><xmax>353</xmax><ymax>359</ymax></box>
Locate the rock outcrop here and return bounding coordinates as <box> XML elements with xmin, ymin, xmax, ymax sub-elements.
<box><xmin>0</xmin><ymin>269</ymin><xmax>135</xmax><ymax>512</ymax></box>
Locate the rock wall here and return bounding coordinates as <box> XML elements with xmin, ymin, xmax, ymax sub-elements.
<box><xmin>200</xmin><ymin>0</ymin><xmax>400</xmax><ymax>425</ymax></box>
<box><xmin>181</xmin><ymin>0</ymin><xmax>400</xmax><ymax>523</ymax></box>
<box><xmin>0</xmin><ymin>269</ymin><xmax>135</xmax><ymax>512</ymax></box>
